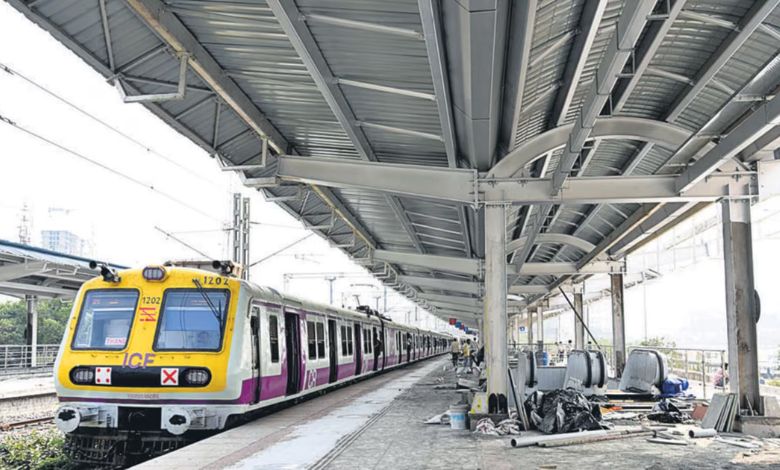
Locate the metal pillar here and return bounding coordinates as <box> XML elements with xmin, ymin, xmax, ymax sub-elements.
<box><xmin>241</xmin><ymin>196</ymin><xmax>251</xmax><ymax>280</ymax></box>
<box><xmin>527</xmin><ymin>308</ymin><xmax>534</xmax><ymax>346</ymax></box>
<box><xmin>26</xmin><ymin>295</ymin><xmax>37</xmax><ymax>367</ymax></box>
<box><xmin>484</xmin><ymin>203</ymin><xmax>508</xmax><ymax>414</ymax></box>
<box><xmin>610</xmin><ymin>273</ymin><xmax>626</xmax><ymax>376</ymax></box>
<box><xmin>536</xmin><ymin>305</ymin><xmax>544</xmax><ymax>352</ymax></box>
<box><xmin>721</xmin><ymin>197</ymin><xmax>761</xmax><ymax>414</ymax></box>
<box><xmin>574</xmin><ymin>288</ymin><xmax>585</xmax><ymax>349</ymax></box>
<box><xmin>232</xmin><ymin>193</ymin><xmax>251</xmax><ymax>280</ymax></box>
<box><xmin>232</xmin><ymin>193</ymin><xmax>241</xmax><ymax>265</ymax></box>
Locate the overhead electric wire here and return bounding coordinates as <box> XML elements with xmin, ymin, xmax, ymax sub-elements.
<box><xmin>154</xmin><ymin>226</ymin><xmax>215</xmax><ymax>259</ymax></box>
<box><xmin>0</xmin><ymin>62</ymin><xmax>225</xmax><ymax>190</ymax></box>
<box><xmin>0</xmin><ymin>112</ymin><xmax>222</xmax><ymax>223</ymax></box>
<box><xmin>249</xmin><ymin>233</ymin><xmax>315</xmax><ymax>267</ymax></box>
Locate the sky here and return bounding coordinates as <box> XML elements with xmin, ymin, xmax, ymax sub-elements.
<box><xmin>0</xmin><ymin>2</ymin><xmax>447</xmax><ymax>332</ymax></box>
<box><xmin>0</xmin><ymin>2</ymin><xmax>778</xmax><ymax>360</ymax></box>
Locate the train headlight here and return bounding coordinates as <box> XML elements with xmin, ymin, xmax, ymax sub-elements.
<box><xmin>142</xmin><ymin>266</ymin><xmax>167</xmax><ymax>281</ymax></box>
<box><xmin>70</xmin><ymin>367</ymin><xmax>95</xmax><ymax>384</ymax></box>
<box><xmin>182</xmin><ymin>368</ymin><xmax>211</xmax><ymax>386</ymax></box>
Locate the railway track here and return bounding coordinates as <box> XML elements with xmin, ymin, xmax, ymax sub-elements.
<box><xmin>0</xmin><ymin>416</ymin><xmax>54</xmax><ymax>431</ymax></box>
<box><xmin>0</xmin><ymin>391</ymin><xmax>57</xmax><ymax>432</ymax></box>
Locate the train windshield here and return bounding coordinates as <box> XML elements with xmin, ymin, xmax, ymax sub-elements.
<box><xmin>154</xmin><ymin>290</ymin><xmax>229</xmax><ymax>351</ymax></box>
<box><xmin>72</xmin><ymin>290</ymin><xmax>139</xmax><ymax>350</ymax></box>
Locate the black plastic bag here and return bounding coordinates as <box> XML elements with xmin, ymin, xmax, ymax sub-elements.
<box><xmin>524</xmin><ymin>389</ymin><xmax>603</xmax><ymax>434</ymax></box>
<box><xmin>646</xmin><ymin>398</ymin><xmax>688</xmax><ymax>423</ymax></box>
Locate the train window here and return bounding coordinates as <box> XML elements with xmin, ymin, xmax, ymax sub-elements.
<box><xmin>269</xmin><ymin>315</ymin><xmax>280</xmax><ymax>363</ymax></box>
<box><xmin>154</xmin><ymin>289</ymin><xmax>229</xmax><ymax>351</ymax></box>
<box><xmin>307</xmin><ymin>321</ymin><xmax>317</xmax><ymax>359</ymax></box>
<box><xmin>71</xmin><ymin>289</ymin><xmax>139</xmax><ymax>350</ymax></box>
<box><xmin>340</xmin><ymin>325</ymin><xmax>348</xmax><ymax>356</ymax></box>
<box><xmin>347</xmin><ymin>326</ymin><xmax>354</xmax><ymax>355</ymax></box>
<box><xmin>316</xmin><ymin>322</ymin><xmax>325</xmax><ymax>358</ymax></box>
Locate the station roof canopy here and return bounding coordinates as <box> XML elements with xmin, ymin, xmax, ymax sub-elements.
<box><xmin>9</xmin><ymin>0</ymin><xmax>780</xmax><ymax>325</ymax></box>
<box><xmin>0</xmin><ymin>239</ymin><xmax>125</xmax><ymax>299</ymax></box>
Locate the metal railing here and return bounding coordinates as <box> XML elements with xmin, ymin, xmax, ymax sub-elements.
<box><xmin>0</xmin><ymin>344</ymin><xmax>59</xmax><ymax>372</ymax></box>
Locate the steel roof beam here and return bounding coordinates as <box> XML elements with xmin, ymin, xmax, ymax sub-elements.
<box><xmin>444</xmin><ymin>0</ymin><xmax>510</xmax><ymax>170</ymax></box>
<box><xmin>302</xmin><ymin>13</ymin><xmax>423</xmax><ymax>40</ymax></box>
<box><xmin>500</xmin><ymin>0</ymin><xmax>537</xmax><ymax>153</ymax></box>
<box><xmin>608</xmin><ymin>202</ymin><xmax>695</xmax><ymax>257</ymax></box>
<box><xmin>506</xmin><ymin>233</ymin><xmax>596</xmax><ymax>257</ymax></box>
<box><xmin>514</xmin><ymin>1</ymin><xmax>654</xmax><ymax>274</ymax></box>
<box><xmin>509</xmin><ymin>285</ymin><xmax>550</xmax><ymax>295</ymax></box>
<box><xmin>489</xmin><ymin>117</ymin><xmax>695</xmax><ymax>179</ymax></box>
<box><xmin>675</xmin><ymin>92</ymin><xmax>780</xmax><ymax>193</ymax></box>
<box><xmin>418</xmin><ymin>293</ymin><xmax>482</xmax><ymax>308</ymax></box>
<box><xmin>0</xmin><ymin>281</ymin><xmax>78</xmax><ymax>298</ymax></box>
<box><xmin>0</xmin><ymin>261</ymin><xmax>48</xmax><ymax>282</ymax></box>
<box><xmin>399</xmin><ymin>275</ymin><xmax>481</xmax><ymax>295</ymax></box>
<box><xmin>272</xmin><ymin>155</ymin><xmax>745</xmax><ymax>204</ymax></box>
<box><xmin>427</xmin><ymin>301</ymin><xmax>483</xmax><ymax>315</ymax></box>
<box><xmin>620</xmin><ymin>0</ymin><xmax>779</xmax><ymax>175</ymax></box>
<box><xmin>375</xmin><ymin>250</ymin><xmax>623</xmax><ymax>277</ymax></box>
<box><xmin>419</xmin><ymin>0</ymin><xmax>473</xmax><ymax>256</ymax></box>
<box><xmin>611</xmin><ymin>0</ymin><xmax>687</xmax><ymax>113</ymax></box>
<box><xmin>550</xmin><ymin>0</ymin><xmax>609</xmax><ymax>127</ymax></box>
<box><xmin>125</xmin><ymin>0</ymin><xmax>288</xmax><ymax>153</ymax></box>
<box><xmin>418</xmin><ymin>0</ymin><xmax>458</xmax><ymax>167</ymax></box>
<box><xmin>268</xmin><ymin>0</ymin><xmax>429</xmax><ymax>260</ymax></box>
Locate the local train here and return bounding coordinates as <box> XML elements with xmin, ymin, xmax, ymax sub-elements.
<box><xmin>53</xmin><ymin>261</ymin><xmax>449</xmax><ymax>464</ymax></box>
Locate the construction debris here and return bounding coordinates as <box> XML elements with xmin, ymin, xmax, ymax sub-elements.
<box><xmin>525</xmin><ymin>390</ymin><xmax>602</xmax><ymax>434</ymax></box>
<box><xmin>510</xmin><ymin>427</ymin><xmax>648</xmax><ymax>448</ymax></box>
<box><xmin>474</xmin><ymin>417</ymin><xmax>522</xmax><ymax>436</ymax></box>
<box><xmin>702</xmin><ymin>393</ymin><xmax>739</xmax><ymax>432</ymax></box>
<box><xmin>714</xmin><ymin>436</ymin><xmax>763</xmax><ymax>449</ymax></box>
<box><xmin>646</xmin><ymin>399</ymin><xmax>689</xmax><ymax>424</ymax></box>
<box><xmin>688</xmin><ymin>428</ymin><xmax>718</xmax><ymax>438</ymax></box>
<box><xmin>647</xmin><ymin>437</ymin><xmax>688</xmax><ymax>446</ymax></box>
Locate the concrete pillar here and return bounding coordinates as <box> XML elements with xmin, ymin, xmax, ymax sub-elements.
<box><xmin>574</xmin><ymin>289</ymin><xmax>585</xmax><ymax>349</ymax></box>
<box><xmin>526</xmin><ymin>308</ymin><xmax>534</xmax><ymax>345</ymax></box>
<box><xmin>721</xmin><ymin>198</ymin><xmax>761</xmax><ymax>414</ymax></box>
<box><xmin>536</xmin><ymin>305</ymin><xmax>544</xmax><ymax>352</ymax></box>
<box><xmin>610</xmin><ymin>273</ymin><xmax>626</xmax><ymax>377</ymax></box>
<box><xmin>483</xmin><ymin>203</ymin><xmax>508</xmax><ymax>413</ymax></box>
<box><xmin>26</xmin><ymin>295</ymin><xmax>37</xmax><ymax>367</ymax></box>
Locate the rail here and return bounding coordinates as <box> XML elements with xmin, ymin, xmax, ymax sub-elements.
<box><xmin>0</xmin><ymin>344</ymin><xmax>59</xmax><ymax>371</ymax></box>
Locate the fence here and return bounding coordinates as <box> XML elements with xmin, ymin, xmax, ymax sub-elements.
<box><xmin>0</xmin><ymin>344</ymin><xmax>59</xmax><ymax>372</ymax></box>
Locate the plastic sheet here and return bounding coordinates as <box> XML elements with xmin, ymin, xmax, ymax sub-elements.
<box><xmin>524</xmin><ymin>390</ymin><xmax>603</xmax><ymax>434</ymax></box>
<box><xmin>646</xmin><ymin>399</ymin><xmax>689</xmax><ymax>424</ymax></box>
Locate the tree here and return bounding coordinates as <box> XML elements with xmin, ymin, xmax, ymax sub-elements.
<box><xmin>0</xmin><ymin>299</ymin><xmax>73</xmax><ymax>344</ymax></box>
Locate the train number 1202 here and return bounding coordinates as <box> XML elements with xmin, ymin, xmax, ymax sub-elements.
<box><xmin>202</xmin><ymin>276</ymin><xmax>227</xmax><ymax>286</ymax></box>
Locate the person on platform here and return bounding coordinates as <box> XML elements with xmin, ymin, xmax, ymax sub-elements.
<box><xmin>450</xmin><ymin>339</ymin><xmax>460</xmax><ymax>368</ymax></box>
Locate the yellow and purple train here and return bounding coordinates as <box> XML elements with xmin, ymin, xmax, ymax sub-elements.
<box><xmin>53</xmin><ymin>261</ymin><xmax>449</xmax><ymax>463</ymax></box>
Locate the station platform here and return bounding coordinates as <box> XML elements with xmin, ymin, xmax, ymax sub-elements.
<box><xmin>135</xmin><ymin>357</ymin><xmax>780</xmax><ymax>470</ymax></box>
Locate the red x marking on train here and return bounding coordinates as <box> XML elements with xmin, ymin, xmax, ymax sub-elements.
<box><xmin>161</xmin><ymin>368</ymin><xmax>178</xmax><ymax>385</ymax></box>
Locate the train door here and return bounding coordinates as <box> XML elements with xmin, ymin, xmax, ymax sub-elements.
<box><xmin>372</xmin><ymin>327</ymin><xmax>379</xmax><ymax>371</ymax></box>
<box><xmin>354</xmin><ymin>324</ymin><xmax>363</xmax><ymax>375</ymax></box>
<box><xmin>250</xmin><ymin>306</ymin><xmax>261</xmax><ymax>404</ymax></box>
<box><xmin>285</xmin><ymin>312</ymin><xmax>301</xmax><ymax>395</ymax></box>
<box><xmin>396</xmin><ymin>332</ymin><xmax>401</xmax><ymax>364</ymax></box>
<box><xmin>406</xmin><ymin>333</ymin><xmax>411</xmax><ymax>362</ymax></box>
<box><xmin>328</xmin><ymin>319</ymin><xmax>338</xmax><ymax>383</ymax></box>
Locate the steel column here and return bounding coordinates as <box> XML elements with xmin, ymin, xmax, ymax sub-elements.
<box><xmin>26</xmin><ymin>295</ymin><xmax>37</xmax><ymax>367</ymax></box>
<box><xmin>527</xmin><ymin>308</ymin><xmax>534</xmax><ymax>346</ymax></box>
<box><xmin>574</xmin><ymin>291</ymin><xmax>584</xmax><ymax>350</ymax></box>
<box><xmin>610</xmin><ymin>273</ymin><xmax>626</xmax><ymax>376</ymax></box>
<box><xmin>536</xmin><ymin>305</ymin><xmax>544</xmax><ymax>352</ymax></box>
<box><xmin>721</xmin><ymin>197</ymin><xmax>761</xmax><ymax>414</ymax></box>
<box><xmin>484</xmin><ymin>203</ymin><xmax>508</xmax><ymax>413</ymax></box>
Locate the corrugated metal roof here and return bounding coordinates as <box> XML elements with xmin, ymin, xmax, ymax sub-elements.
<box><xmin>10</xmin><ymin>0</ymin><xmax>780</xmax><ymax>319</ymax></box>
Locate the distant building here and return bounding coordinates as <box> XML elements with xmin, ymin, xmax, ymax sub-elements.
<box><xmin>41</xmin><ymin>230</ymin><xmax>92</xmax><ymax>257</ymax></box>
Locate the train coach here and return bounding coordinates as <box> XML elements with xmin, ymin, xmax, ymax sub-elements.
<box><xmin>52</xmin><ymin>260</ymin><xmax>450</xmax><ymax>464</ymax></box>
